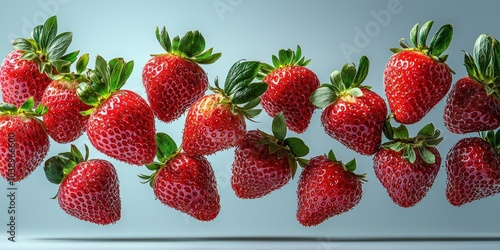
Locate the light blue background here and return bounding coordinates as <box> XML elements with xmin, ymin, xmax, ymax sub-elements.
<box><xmin>0</xmin><ymin>0</ymin><xmax>499</xmax><ymax>245</ymax></box>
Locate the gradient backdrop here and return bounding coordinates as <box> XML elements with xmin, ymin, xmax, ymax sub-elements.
<box><xmin>0</xmin><ymin>0</ymin><xmax>499</xmax><ymax>247</ymax></box>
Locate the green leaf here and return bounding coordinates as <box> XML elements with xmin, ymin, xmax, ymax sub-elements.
<box><xmin>156</xmin><ymin>133</ymin><xmax>177</xmax><ymax>163</ymax></box>
<box><xmin>70</xmin><ymin>144</ymin><xmax>83</xmax><ymax>163</ymax></box>
<box><xmin>47</xmin><ymin>32</ymin><xmax>72</xmax><ymax>60</ymax></box>
<box><xmin>231</xmin><ymin>82</ymin><xmax>267</xmax><ymax>105</ymax></box>
<box><xmin>43</xmin><ymin>156</ymin><xmax>65</xmax><ymax>184</ymax></box>
<box><xmin>348</xmin><ymin>87</ymin><xmax>363</xmax><ymax>97</ymax></box>
<box><xmin>464</xmin><ymin>52</ymin><xmax>479</xmax><ymax>81</ymax></box>
<box><xmin>155</xmin><ymin>26</ymin><xmax>171</xmax><ymax>52</ymax></box>
<box><xmin>341</xmin><ymin>64</ymin><xmax>356</xmax><ymax>88</ymax></box>
<box><xmin>32</xmin><ymin>25</ymin><xmax>43</xmax><ymax>45</ymax></box>
<box><xmin>284</xmin><ymin>137</ymin><xmax>309</xmax><ymax>157</ymax></box>
<box><xmin>344</xmin><ymin>159</ymin><xmax>357</xmax><ymax>172</ymax></box>
<box><xmin>242</xmin><ymin>97</ymin><xmax>260</xmax><ymax>110</ymax></box>
<box><xmin>40</xmin><ymin>16</ymin><xmax>58</xmax><ymax>49</ymax></box>
<box><xmin>60</xmin><ymin>50</ymin><xmax>79</xmax><ymax>64</ymax></box>
<box><xmin>76</xmin><ymin>82</ymin><xmax>99</xmax><ymax>106</ymax></box>
<box><xmin>418</xmin><ymin>145</ymin><xmax>436</xmax><ymax>164</ymax></box>
<box><xmin>224</xmin><ymin>60</ymin><xmax>261</xmax><ymax>95</ymax></box>
<box><xmin>34</xmin><ymin>103</ymin><xmax>48</xmax><ymax>116</ymax></box>
<box><xmin>145</xmin><ymin>163</ymin><xmax>163</xmax><ymax>171</ymax></box>
<box><xmin>352</xmin><ymin>55</ymin><xmax>369</xmax><ymax>86</ymax></box>
<box><xmin>473</xmin><ymin>34</ymin><xmax>492</xmax><ymax>78</ymax></box>
<box><xmin>418</xmin><ymin>20</ymin><xmax>433</xmax><ymax>49</ymax></box>
<box><xmin>19</xmin><ymin>97</ymin><xmax>35</xmax><ymax>111</ymax></box>
<box><xmin>172</xmin><ymin>35</ymin><xmax>180</xmax><ymax>53</ymax></box>
<box><xmin>76</xmin><ymin>53</ymin><xmax>89</xmax><ymax>74</ymax></box>
<box><xmin>109</xmin><ymin>59</ymin><xmax>124</xmax><ymax>93</ymax></box>
<box><xmin>12</xmin><ymin>38</ymin><xmax>34</xmax><ymax>51</ymax></box>
<box><xmin>288</xmin><ymin>155</ymin><xmax>298</xmax><ymax>179</ymax></box>
<box><xmin>241</xmin><ymin>108</ymin><xmax>262</xmax><ymax>119</ymax></box>
<box><xmin>393</xmin><ymin>125</ymin><xmax>409</xmax><ymax>139</ymax></box>
<box><xmin>417</xmin><ymin>123</ymin><xmax>435</xmax><ymax>137</ymax></box>
<box><xmin>403</xmin><ymin>146</ymin><xmax>417</xmax><ymax>164</ymax></box>
<box><xmin>388</xmin><ymin>141</ymin><xmax>406</xmax><ymax>152</ymax></box>
<box><xmin>272</xmin><ymin>112</ymin><xmax>287</xmax><ymax>141</ymax></box>
<box><xmin>410</xmin><ymin>23</ymin><xmax>419</xmax><ymax>47</ymax></box>
<box><xmin>179</xmin><ymin>30</ymin><xmax>205</xmax><ymax>58</ymax></box>
<box><xmin>327</xmin><ymin>150</ymin><xmax>337</xmax><ymax>162</ymax></box>
<box><xmin>310</xmin><ymin>86</ymin><xmax>337</xmax><ymax>109</ymax></box>
<box><xmin>0</xmin><ymin>103</ymin><xmax>18</xmax><ymax>114</ymax></box>
<box><xmin>429</xmin><ymin>23</ymin><xmax>453</xmax><ymax>58</ymax></box>
<box><xmin>268</xmin><ymin>143</ymin><xmax>280</xmax><ymax>155</ymax></box>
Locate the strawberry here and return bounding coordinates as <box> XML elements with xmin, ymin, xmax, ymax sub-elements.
<box><xmin>0</xmin><ymin>16</ymin><xmax>78</xmax><ymax>107</ymax></box>
<box><xmin>445</xmin><ymin>130</ymin><xmax>500</xmax><ymax>206</ymax></box>
<box><xmin>142</xmin><ymin>27</ymin><xmax>221</xmax><ymax>123</ymax></box>
<box><xmin>444</xmin><ymin>34</ymin><xmax>500</xmax><ymax>134</ymax></box>
<box><xmin>373</xmin><ymin>121</ymin><xmax>443</xmax><ymax>207</ymax></box>
<box><xmin>140</xmin><ymin>133</ymin><xmax>220</xmax><ymax>221</ymax></box>
<box><xmin>258</xmin><ymin>45</ymin><xmax>319</xmax><ymax>133</ymax></box>
<box><xmin>231</xmin><ymin>113</ymin><xmax>309</xmax><ymax>199</ymax></box>
<box><xmin>384</xmin><ymin>20</ymin><xmax>453</xmax><ymax>124</ymax></box>
<box><xmin>0</xmin><ymin>97</ymin><xmax>50</xmax><ymax>182</ymax></box>
<box><xmin>44</xmin><ymin>144</ymin><xmax>121</xmax><ymax>225</ymax></box>
<box><xmin>310</xmin><ymin>56</ymin><xmax>387</xmax><ymax>155</ymax></box>
<box><xmin>297</xmin><ymin>150</ymin><xmax>365</xmax><ymax>227</ymax></box>
<box><xmin>42</xmin><ymin>54</ymin><xmax>93</xmax><ymax>143</ymax></box>
<box><xmin>78</xmin><ymin>56</ymin><xmax>156</xmax><ymax>165</ymax></box>
<box><xmin>182</xmin><ymin>60</ymin><xmax>267</xmax><ymax>156</ymax></box>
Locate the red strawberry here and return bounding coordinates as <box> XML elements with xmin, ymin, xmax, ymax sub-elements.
<box><xmin>297</xmin><ymin>151</ymin><xmax>365</xmax><ymax>227</ymax></box>
<box><xmin>44</xmin><ymin>145</ymin><xmax>121</xmax><ymax>225</ymax></box>
<box><xmin>140</xmin><ymin>133</ymin><xmax>220</xmax><ymax>221</ymax></box>
<box><xmin>0</xmin><ymin>16</ymin><xmax>77</xmax><ymax>107</ymax></box>
<box><xmin>231</xmin><ymin>113</ymin><xmax>309</xmax><ymax>199</ymax></box>
<box><xmin>373</xmin><ymin>122</ymin><xmax>442</xmax><ymax>207</ymax></box>
<box><xmin>182</xmin><ymin>60</ymin><xmax>267</xmax><ymax>156</ymax></box>
<box><xmin>0</xmin><ymin>98</ymin><xmax>50</xmax><ymax>182</ymax></box>
<box><xmin>142</xmin><ymin>27</ymin><xmax>221</xmax><ymax>123</ymax></box>
<box><xmin>42</xmin><ymin>54</ymin><xmax>93</xmax><ymax>143</ymax></box>
<box><xmin>259</xmin><ymin>45</ymin><xmax>319</xmax><ymax>133</ymax></box>
<box><xmin>445</xmin><ymin>131</ymin><xmax>500</xmax><ymax>206</ymax></box>
<box><xmin>79</xmin><ymin>56</ymin><xmax>156</xmax><ymax>165</ymax></box>
<box><xmin>311</xmin><ymin>56</ymin><xmax>387</xmax><ymax>155</ymax></box>
<box><xmin>384</xmin><ymin>20</ymin><xmax>453</xmax><ymax>124</ymax></box>
<box><xmin>444</xmin><ymin>34</ymin><xmax>500</xmax><ymax>134</ymax></box>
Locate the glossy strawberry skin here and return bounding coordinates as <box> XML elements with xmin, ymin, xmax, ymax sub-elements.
<box><xmin>297</xmin><ymin>155</ymin><xmax>363</xmax><ymax>227</ymax></box>
<box><xmin>58</xmin><ymin>159</ymin><xmax>121</xmax><ymax>225</ymax></box>
<box><xmin>142</xmin><ymin>54</ymin><xmax>208</xmax><ymax>123</ymax></box>
<box><xmin>0</xmin><ymin>115</ymin><xmax>50</xmax><ymax>182</ymax></box>
<box><xmin>231</xmin><ymin>130</ymin><xmax>291</xmax><ymax>199</ymax></box>
<box><xmin>373</xmin><ymin>147</ymin><xmax>441</xmax><ymax>208</ymax></box>
<box><xmin>182</xmin><ymin>93</ymin><xmax>246</xmax><ymax>156</ymax></box>
<box><xmin>86</xmin><ymin>90</ymin><xmax>156</xmax><ymax>165</ymax></box>
<box><xmin>321</xmin><ymin>88</ymin><xmax>387</xmax><ymax>155</ymax></box>
<box><xmin>42</xmin><ymin>79</ymin><xmax>93</xmax><ymax>143</ymax></box>
<box><xmin>0</xmin><ymin>50</ymin><xmax>53</xmax><ymax>107</ymax></box>
<box><xmin>154</xmin><ymin>152</ymin><xmax>220</xmax><ymax>221</ymax></box>
<box><xmin>384</xmin><ymin>50</ymin><xmax>452</xmax><ymax>124</ymax></box>
<box><xmin>445</xmin><ymin>137</ymin><xmax>500</xmax><ymax>206</ymax></box>
<box><xmin>262</xmin><ymin>66</ymin><xmax>319</xmax><ymax>133</ymax></box>
<box><xmin>443</xmin><ymin>76</ymin><xmax>500</xmax><ymax>134</ymax></box>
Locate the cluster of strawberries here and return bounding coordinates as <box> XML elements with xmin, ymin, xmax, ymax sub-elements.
<box><xmin>0</xmin><ymin>16</ymin><xmax>499</xmax><ymax>227</ymax></box>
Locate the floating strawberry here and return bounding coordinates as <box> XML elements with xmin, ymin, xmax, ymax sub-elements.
<box><xmin>42</xmin><ymin>54</ymin><xmax>92</xmax><ymax>143</ymax></box>
<box><xmin>78</xmin><ymin>56</ymin><xmax>156</xmax><ymax>165</ymax></box>
<box><xmin>44</xmin><ymin>144</ymin><xmax>121</xmax><ymax>225</ymax></box>
<box><xmin>444</xmin><ymin>34</ymin><xmax>500</xmax><ymax>134</ymax></box>
<box><xmin>182</xmin><ymin>60</ymin><xmax>267</xmax><ymax>156</ymax></box>
<box><xmin>258</xmin><ymin>45</ymin><xmax>319</xmax><ymax>133</ymax></box>
<box><xmin>139</xmin><ymin>133</ymin><xmax>220</xmax><ymax>221</ymax></box>
<box><xmin>373</xmin><ymin>121</ymin><xmax>443</xmax><ymax>207</ymax></box>
<box><xmin>297</xmin><ymin>150</ymin><xmax>365</xmax><ymax>227</ymax></box>
<box><xmin>231</xmin><ymin>113</ymin><xmax>309</xmax><ymax>199</ymax></box>
<box><xmin>384</xmin><ymin>20</ymin><xmax>453</xmax><ymax>124</ymax></box>
<box><xmin>142</xmin><ymin>27</ymin><xmax>221</xmax><ymax>123</ymax></box>
<box><xmin>445</xmin><ymin>130</ymin><xmax>500</xmax><ymax>206</ymax></box>
<box><xmin>310</xmin><ymin>56</ymin><xmax>387</xmax><ymax>155</ymax></box>
<box><xmin>0</xmin><ymin>97</ymin><xmax>50</xmax><ymax>182</ymax></box>
<box><xmin>0</xmin><ymin>16</ymin><xmax>78</xmax><ymax>107</ymax></box>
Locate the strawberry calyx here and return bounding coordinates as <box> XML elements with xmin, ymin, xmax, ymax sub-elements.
<box><xmin>0</xmin><ymin>97</ymin><xmax>48</xmax><ymax>117</ymax></box>
<box><xmin>463</xmin><ymin>34</ymin><xmax>500</xmax><ymax>100</ymax></box>
<box><xmin>152</xmin><ymin>26</ymin><xmax>222</xmax><ymax>64</ymax></box>
<box><xmin>139</xmin><ymin>133</ymin><xmax>180</xmax><ymax>187</ymax></box>
<box><xmin>325</xmin><ymin>150</ymin><xmax>367</xmax><ymax>182</ymax></box>
<box><xmin>51</xmin><ymin>53</ymin><xmax>90</xmax><ymax>83</ymax></box>
<box><xmin>390</xmin><ymin>20</ymin><xmax>453</xmax><ymax>63</ymax></box>
<box><xmin>43</xmin><ymin>144</ymin><xmax>90</xmax><ymax>186</ymax></box>
<box><xmin>479</xmin><ymin>129</ymin><xmax>500</xmax><ymax>154</ymax></box>
<box><xmin>11</xmin><ymin>15</ymin><xmax>79</xmax><ymax>76</ymax></box>
<box><xmin>77</xmin><ymin>55</ymin><xmax>134</xmax><ymax>115</ymax></box>
<box><xmin>257</xmin><ymin>45</ymin><xmax>311</xmax><ymax>79</ymax></box>
<box><xmin>257</xmin><ymin>112</ymin><xmax>310</xmax><ymax>178</ymax></box>
<box><xmin>382</xmin><ymin>116</ymin><xmax>443</xmax><ymax>164</ymax></box>
<box><xmin>310</xmin><ymin>55</ymin><xmax>370</xmax><ymax>109</ymax></box>
<box><xmin>209</xmin><ymin>60</ymin><xmax>268</xmax><ymax>120</ymax></box>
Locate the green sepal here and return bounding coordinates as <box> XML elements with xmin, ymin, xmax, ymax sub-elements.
<box><xmin>76</xmin><ymin>53</ymin><xmax>90</xmax><ymax>75</ymax></box>
<box><xmin>19</xmin><ymin>96</ymin><xmax>35</xmax><ymax>111</ymax></box>
<box><xmin>310</xmin><ymin>86</ymin><xmax>337</xmax><ymax>109</ymax></box>
<box><xmin>258</xmin><ymin>45</ymin><xmax>311</xmax><ymax>79</ymax></box>
<box><xmin>324</xmin><ymin>149</ymin><xmax>367</xmax><ymax>182</ymax></box>
<box><xmin>284</xmin><ymin>137</ymin><xmax>309</xmax><ymax>158</ymax></box>
<box><xmin>480</xmin><ymin>129</ymin><xmax>500</xmax><ymax>154</ymax></box>
<box><xmin>428</xmin><ymin>23</ymin><xmax>453</xmax><ymax>58</ymax></box>
<box><xmin>230</xmin><ymin>82</ymin><xmax>267</xmax><ymax>105</ymax></box>
<box><xmin>272</xmin><ymin>112</ymin><xmax>287</xmax><ymax>141</ymax></box>
<box><xmin>0</xmin><ymin>103</ymin><xmax>19</xmax><ymax>114</ymax></box>
<box><xmin>156</xmin><ymin>132</ymin><xmax>178</xmax><ymax>163</ymax></box>
<box><xmin>224</xmin><ymin>60</ymin><xmax>261</xmax><ymax>96</ymax></box>
<box><xmin>43</xmin><ymin>144</ymin><xmax>90</xmax><ymax>185</ymax></box>
<box><xmin>417</xmin><ymin>20</ymin><xmax>433</xmax><ymax>50</ymax></box>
